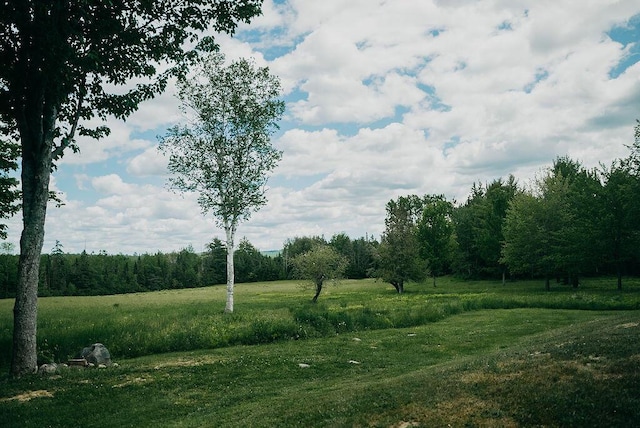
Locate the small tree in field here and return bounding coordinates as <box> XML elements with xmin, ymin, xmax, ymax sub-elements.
<box><xmin>291</xmin><ymin>245</ymin><xmax>347</xmax><ymax>303</ymax></box>
<box><xmin>159</xmin><ymin>53</ymin><xmax>284</xmax><ymax>313</ymax></box>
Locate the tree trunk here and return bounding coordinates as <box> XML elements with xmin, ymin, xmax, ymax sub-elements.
<box><xmin>224</xmin><ymin>224</ymin><xmax>236</xmax><ymax>313</ymax></box>
<box><xmin>616</xmin><ymin>263</ymin><xmax>622</xmax><ymax>291</ymax></box>
<box><xmin>391</xmin><ymin>280</ymin><xmax>403</xmax><ymax>294</ymax></box>
<box><xmin>432</xmin><ymin>274</ymin><xmax>436</xmax><ymax>287</ymax></box>
<box><xmin>544</xmin><ymin>276</ymin><xmax>550</xmax><ymax>291</ymax></box>
<box><xmin>12</xmin><ymin>103</ymin><xmax>55</xmax><ymax>377</ymax></box>
<box><xmin>312</xmin><ymin>280</ymin><xmax>323</xmax><ymax>303</ymax></box>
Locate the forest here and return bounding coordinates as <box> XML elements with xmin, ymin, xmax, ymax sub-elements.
<box><xmin>1</xmin><ymin>130</ymin><xmax>639</xmax><ymax>298</ymax></box>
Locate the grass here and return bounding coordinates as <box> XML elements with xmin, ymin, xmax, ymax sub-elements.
<box><xmin>0</xmin><ymin>277</ymin><xmax>639</xmax><ymax>427</ymax></box>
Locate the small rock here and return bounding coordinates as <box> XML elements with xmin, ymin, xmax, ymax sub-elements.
<box><xmin>352</xmin><ymin>337</ymin><xmax>362</xmax><ymax>342</ymax></box>
<box><xmin>38</xmin><ymin>363</ymin><xmax>58</xmax><ymax>375</ymax></box>
<box><xmin>298</xmin><ymin>363</ymin><xmax>310</xmax><ymax>368</ymax></box>
<box><xmin>407</xmin><ymin>333</ymin><xmax>417</xmax><ymax>337</ymax></box>
<box><xmin>348</xmin><ymin>360</ymin><xmax>361</xmax><ymax>364</ymax></box>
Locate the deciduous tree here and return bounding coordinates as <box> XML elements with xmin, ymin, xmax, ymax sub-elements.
<box><xmin>291</xmin><ymin>245</ymin><xmax>347</xmax><ymax>303</ymax></box>
<box><xmin>376</xmin><ymin>195</ymin><xmax>427</xmax><ymax>293</ymax></box>
<box><xmin>451</xmin><ymin>177</ymin><xmax>518</xmax><ymax>280</ymax></box>
<box><xmin>417</xmin><ymin>194</ymin><xmax>454</xmax><ymax>287</ymax></box>
<box><xmin>598</xmin><ymin>156</ymin><xmax>640</xmax><ymax>289</ymax></box>
<box><xmin>159</xmin><ymin>53</ymin><xmax>284</xmax><ymax>313</ymax></box>
<box><xmin>0</xmin><ymin>0</ymin><xmax>263</xmax><ymax>376</ymax></box>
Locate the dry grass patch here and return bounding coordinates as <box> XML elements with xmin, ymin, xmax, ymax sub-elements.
<box><xmin>386</xmin><ymin>397</ymin><xmax>519</xmax><ymax>428</ymax></box>
<box><xmin>1</xmin><ymin>390</ymin><xmax>54</xmax><ymax>402</ymax></box>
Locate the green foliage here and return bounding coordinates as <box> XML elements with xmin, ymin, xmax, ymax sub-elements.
<box><xmin>159</xmin><ymin>53</ymin><xmax>284</xmax><ymax>229</ymax></box>
<box><xmin>1</xmin><ymin>1</ymin><xmax>264</xmax><ymax>153</ymax></box>
<box><xmin>158</xmin><ymin>52</ymin><xmax>284</xmax><ymax>313</ymax></box>
<box><xmin>502</xmin><ymin>192</ymin><xmax>554</xmax><ymax>283</ymax></box>
<box><xmin>453</xmin><ymin>177</ymin><xmax>519</xmax><ymax>278</ymax></box>
<box><xmin>597</xmin><ymin>159</ymin><xmax>640</xmax><ymax>288</ymax></box>
<box><xmin>290</xmin><ymin>245</ymin><xmax>348</xmax><ymax>302</ymax></box>
<box><xmin>328</xmin><ymin>233</ymin><xmax>377</xmax><ymax>279</ymax></box>
<box><xmin>376</xmin><ymin>195</ymin><xmax>428</xmax><ymax>293</ymax></box>
<box><xmin>282</xmin><ymin>235</ymin><xmax>328</xmax><ymax>278</ymax></box>
<box><xmin>0</xmin><ymin>140</ymin><xmax>19</xmax><ymax>240</ymax></box>
<box><xmin>203</xmin><ymin>238</ymin><xmax>228</xmax><ymax>285</ymax></box>
<box><xmin>500</xmin><ymin>154</ymin><xmax>640</xmax><ymax>289</ymax></box>
<box><xmin>235</xmin><ymin>238</ymin><xmax>281</xmax><ymax>283</ymax></box>
<box><xmin>1</xmin><ymin>0</ymin><xmax>265</xmax><ymax>376</ymax></box>
<box><xmin>416</xmin><ymin>194</ymin><xmax>455</xmax><ymax>285</ymax></box>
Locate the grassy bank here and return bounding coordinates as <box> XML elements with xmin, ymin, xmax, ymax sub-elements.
<box><xmin>1</xmin><ymin>277</ymin><xmax>639</xmax><ymax>426</ymax></box>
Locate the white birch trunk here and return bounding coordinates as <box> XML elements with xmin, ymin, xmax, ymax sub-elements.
<box><xmin>224</xmin><ymin>223</ymin><xmax>236</xmax><ymax>313</ymax></box>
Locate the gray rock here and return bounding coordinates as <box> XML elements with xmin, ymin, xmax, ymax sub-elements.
<box><xmin>38</xmin><ymin>363</ymin><xmax>58</xmax><ymax>375</ymax></box>
<box><xmin>81</xmin><ymin>343</ymin><xmax>111</xmax><ymax>366</ymax></box>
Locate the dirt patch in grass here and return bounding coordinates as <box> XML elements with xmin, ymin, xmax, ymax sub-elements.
<box><xmin>112</xmin><ymin>377</ymin><xmax>149</xmax><ymax>388</ymax></box>
<box><xmin>147</xmin><ymin>354</ymin><xmax>225</xmax><ymax>370</ymax></box>
<box><xmin>617</xmin><ymin>322</ymin><xmax>639</xmax><ymax>329</ymax></box>
<box><xmin>1</xmin><ymin>390</ymin><xmax>54</xmax><ymax>402</ymax></box>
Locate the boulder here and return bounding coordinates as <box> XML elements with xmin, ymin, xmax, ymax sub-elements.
<box><xmin>81</xmin><ymin>343</ymin><xmax>111</xmax><ymax>366</ymax></box>
<box><xmin>38</xmin><ymin>363</ymin><xmax>58</xmax><ymax>375</ymax></box>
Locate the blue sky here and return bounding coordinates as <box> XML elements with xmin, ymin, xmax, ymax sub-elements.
<box><xmin>5</xmin><ymin>0</ymin><xmax>640</xmax><ymax>254</ymax></box>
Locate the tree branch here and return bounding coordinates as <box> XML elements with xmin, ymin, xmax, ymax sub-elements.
<box><xmin>52</xmin><ymin>75</ymin><xmax>87</xmax><ymax>160</ymax></box>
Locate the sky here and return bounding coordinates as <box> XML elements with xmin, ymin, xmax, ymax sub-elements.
<box><xmin>4</xmin><ymin>0</ymin><xmax>640</xmax><ymax>255</ymax></box>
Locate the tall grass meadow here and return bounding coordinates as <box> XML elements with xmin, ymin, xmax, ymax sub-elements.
<box><xmin>1</xmin><ymin>277</ymin><xmax>638</xmax><ymax>369</ymax></box>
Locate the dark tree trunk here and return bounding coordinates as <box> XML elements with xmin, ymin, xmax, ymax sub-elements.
<box><xmin>11</xmin><ymin>97</ymin><xmax>55</xmax><ymax>377</ymax></box>
<box><xmin>571</xmin><ymin>274</ymin><xmax>579</xmax><ymax>289</ymax></box>
<box><xmin>544</xmin><ymin>276</ymin><xmax>550</xmax><ymax>291</ymax></box>
<box><xmin>311</xmin><ymin>280</ymin><xmax>323</xmax><ymax>303</ymax></box>
<box><xmin>392</xmin><ymin>280</ymin><xmax>404</xmax><ymax>294</ymax></box>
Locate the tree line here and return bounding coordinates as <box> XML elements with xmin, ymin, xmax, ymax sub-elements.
<box><xmin>377</xmin><ymin>124</ymin><xmax>640</xmax><ymax>291</ymax></box>
<box><xmin>0</xmin><ymin>234</ymin><xmax>379</xmax><ymax>298</ymax></box>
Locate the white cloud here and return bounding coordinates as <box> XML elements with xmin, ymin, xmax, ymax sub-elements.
<box><xmin>127</xmin><ymin>146</ymin><xmax>169</xmax><ymax>177</ymax></box>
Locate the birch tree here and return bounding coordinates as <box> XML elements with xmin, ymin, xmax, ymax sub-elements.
<box><xmin>159</xmin><ymin>53</ymin><xmax>284</xmax><ymax>313</ymax></box>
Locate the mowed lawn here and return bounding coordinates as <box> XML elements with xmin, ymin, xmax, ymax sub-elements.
<box><xmin>1</xmin><ymin>278</ymin><xmax>639</xmax><ymax>427</ymax></box>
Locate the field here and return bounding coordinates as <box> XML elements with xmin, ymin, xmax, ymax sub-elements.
<box><xmin>1</xmin><ymin>277</ymin><xmax>639</xmax><ymax>427</ymax></box>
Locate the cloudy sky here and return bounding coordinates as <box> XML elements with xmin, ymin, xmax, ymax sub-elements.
<box><xmin>5</xmin><ymin>0</ymin><xmax>640</xmax><ymax>255</ymax></box>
